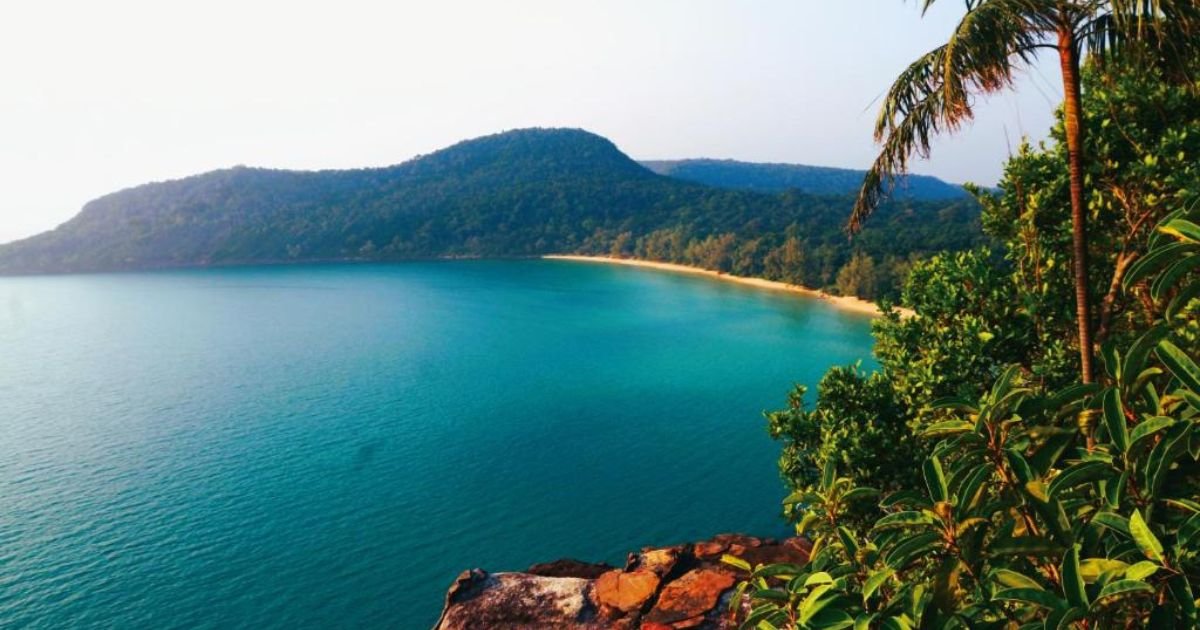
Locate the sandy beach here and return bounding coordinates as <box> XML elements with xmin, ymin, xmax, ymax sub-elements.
<box><xmin>543</xmin><ymin>255</ymin><xmax>914</xmax><ymax>318</ymax></box>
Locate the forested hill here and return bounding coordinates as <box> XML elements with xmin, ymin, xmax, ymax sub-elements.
<box><xmin>0</xmin><ymin>128</ymin><xmax>984</xmax><ymax>299</ymax></box>
<box><xmin>641</xmin><ymin>158</ymin><xmax>968</xmax><ymax>199</ymax></box>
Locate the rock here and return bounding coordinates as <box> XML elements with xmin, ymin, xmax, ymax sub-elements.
<box><xmin>734</xmin><ymin>537</ymin><xmax>812</xmax><ymax>570</ymax></box>
<box><xmin>627</xmin><ymin>547</ymin><xmax>681</xmax><ymax>577</ymax></box>
<box><xmin>435</xmin><ymin>534</ymin><xmax>809</xmax><ymax>629</ymax></box>
<box><xmin>643</xmin><ymin>569</ymin><xmax>737</xmax><ymax>626</ymax></box>
<box><xmin>594</xmin><ymin>569</ymin><xmax>661</xmax><ymax>615</ymax></box>
<box><xmin>691</xmin><ymin>541</ymin><xmax>727</xmax><ymax>559</ymax></box>
<box><xmin>435</xmin><ymin>571</ymin><xmax>601</xmax><ymax>629</ymax></box>
<box><xmin>530</xmin><ymin>558</ymin><xmax>615</xmax><ymax>579</ymax></box>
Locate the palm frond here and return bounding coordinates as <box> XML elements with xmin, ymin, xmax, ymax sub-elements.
<box><xmin>853</xmin><ymin>0</ymin><xmax>1052</xmax><ymax>233</ymax></box>
<box><xmin>852</xmin><ymin>89</ymin><xmax>950</xmax><ymax>232</ymax></box>
<box><xmin>1090</xmin><ymin>0</ymin><xmax>1200</xmax><ymax>73</ymax></box>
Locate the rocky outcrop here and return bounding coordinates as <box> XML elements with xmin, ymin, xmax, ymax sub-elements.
<box><xmin>434</xmin><ymin>534</ymin><xmax>811</xmax><ymax>629</ymax></box>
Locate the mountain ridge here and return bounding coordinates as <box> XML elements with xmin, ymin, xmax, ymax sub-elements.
<box><xmin>0</xmin><ymin>128</ymin><xmax>984</xmax><ymax>301</ymax></box>
<box><xmin>640</xmin><ymin>158</ymin><xmax>968</xmax><ymax>199</ymax></box>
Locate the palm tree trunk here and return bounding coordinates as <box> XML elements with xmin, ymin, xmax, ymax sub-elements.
<box><xmin>1058</xmin><ymin>27</ymin><xmax>1095</xmax><ymax>384</ymax></box>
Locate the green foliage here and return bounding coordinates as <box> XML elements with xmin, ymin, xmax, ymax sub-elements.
<box><xmin>980</xmin><ymin>59</ymin><xmax>1200</xmax><ymax>350</ymax></box>
<box><xmin>642</xmin><ymin>158</ymin><xmax>969</xmax><ymax>200</ymax></box>
<box><xmin>0</xmin><ymin>128</ymin><xmax>984</xmax><ymax>301</ymax></box>
<box><xmin>741</xmin><ymin>209</ymin><xmax>1200</xmax><ymax>628</ymax></box>
<box><xmin>767</xmin><ymin>366</ymin><xmax>916</xmax><ymax>529</ymax></box>
<box><xmin>873</xmin><ymin>248</ymin><xmax>1068</xmax><ymax>422</ymax></box>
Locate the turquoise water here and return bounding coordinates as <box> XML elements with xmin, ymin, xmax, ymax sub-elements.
<box><xmin>0</xmin><ymin>260</ymin><xmax>875</xmax><ymax>628</ymax></box>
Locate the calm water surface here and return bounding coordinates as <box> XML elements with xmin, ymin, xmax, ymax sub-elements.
<box><xmin>0</xmin><ymin>260</ymin><xmax>875</xmax><ymax>628</ymax></box>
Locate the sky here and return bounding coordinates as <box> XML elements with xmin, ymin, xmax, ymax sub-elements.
<box><xmin>0</xmin><ymin>0</ymin><xmax>1064</xmax><ymax>244</ymax></box>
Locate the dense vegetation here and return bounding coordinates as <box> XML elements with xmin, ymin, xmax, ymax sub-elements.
<box><xmin>640</xmin><ymin>159</ymin><xmax>968</xmax><ymax>200</ymax></box>
<box><xmin>0</xmin><ymin>129</ymin><xmax>981</xmax><ymax>300</ymax></box>
<box><xmin>739</xmin><ymin>21</ymin><xmax>1200</xmax><ymax>630</ymax></box>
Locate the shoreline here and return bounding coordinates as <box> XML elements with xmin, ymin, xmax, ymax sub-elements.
<box><xmin>543</xmin><ymin>255</ymin><xmax>913</xmax><ymax>318</ymax></box>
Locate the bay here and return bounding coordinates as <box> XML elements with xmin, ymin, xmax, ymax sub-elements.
<box><xmin>0</xmin><ymin>260</ymin><xmax>874</xmax><ymax>628</ymax></box>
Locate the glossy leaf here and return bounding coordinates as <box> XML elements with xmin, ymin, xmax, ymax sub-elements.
<box><xmin>1157</xmin><ymin>340</ymin><xmax>1200</xmax><ymax>395</ymax></box>
<box><xmin>1129</xmin><ymin>510</ymin><xmax>1165</xmax><ymax>564</ymax></box>
<box><xmin>1102</xmin><ymin>387</ymin><xmax>1129</xmax><ymax>453</ymax></box>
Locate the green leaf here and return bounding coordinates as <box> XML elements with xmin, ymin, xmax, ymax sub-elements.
<box><xmin>1047</xmin><ymin>460</ymin><xmax>1112</xmax><ymax>498</ymax></box>
<box><xmin>1166</xmin><ymin>279</ymin><xmax>1200</xmax><ymax>320</ymax></box>
<box><xmin>992</xmin><ymin>587</ymin><xmax>1065</xmax><ymax>610</ymax></box>
<box><xmin>991</xmin><ymin>568</ymin><xmax>1043</xmax><ymax>590</ymax></box>
<box><xmin>837</xmin><ymin>527</ymin><xmax>860</xmax><ymax>565</ymax></box>
<box><xmin>1160</xmin><ymin>218</ymin><xmax>1200</xmax><ymax>244</ymax></box>
<box><xmin>1104</xmin><ymin>472</ymin><xmax>1128</xmax><ymax>509</ymax></box>
<box><xmin>1061</xmin><ymin>545</ymin><xmax>1088</xmax><ymax>608</ymax></box>
<box><xmin>804</xmin><ymin>571</ymin><xmax>834</xmax><ymax>587</ymax></box>
<box><xmin>1128</xmin><ymin>416</ymin><xmax>1176</xmax><ymax>452</ymax></box>
<box><xmin>854</xmin><ymin>613</ymin><xmax>878</xmax><ymax>630</ymax></box>
<box><xmin>1151</xmin><ymin>253</ymin><xmax>1200</xmax><ymax>301</ymax></box>
<box><xmin>796</xmin><ymin>511</ymin><xmax>822</xmax><ymax>535</ymax></box>
<box><xmin>821</xmin><ymin>458</ymin><xmax>837</xmax><ymax>492</ymax></box>
<box><xmin>872</xmin><ymin>511</ymin><xmax>936</xmax><ymax>531</ymax></box>
<box><xmin>863</xmin><ymin>568</ymin><xmax>894</xmax><ymax>601</ymax></box>
<box><xmin>798</xmin><ymin>584</ymin><xmax>837</xmax><ymax>625</ymax></box>
<box><xmin>1124</xmin><ymin>560</ymin><xmax>1158</xmax><ymax>581</ymax></box>
<box><xmin>807</xmin><ymin>608</ymin><xmax>854</xmax><ymax>630</ymax></box>
<box><xmin>1129</xmin><ymin>510</ymin><xmax>1165</xmax><ymax>564</ymax></box>
<box><xmin>1091</xmin><ymin>512</ymin><xmax>1131</xmax><ymax>536</ymax></box>
<box><xmin>1166</xmin><ymin>498</ymin><xmax>1200</xmax><ymax>513</ymax></box>
<box><xmin>989</xmin><ymin>364</ymin><xmax>1022</xmax><ymax>402</ymax></box>
<box><xmin>989</xmin><ymin>535</ymin><xmax>1062</xmax><ymax>558</ymax></box>
<box><xmin>879</xmin><ymin>617</ymin><xmax>912</xmax><ymax>630</ymax></box>
<box><xmin>1157</xmin><ymin>340</ymin><xmax>1200</xmax><ymax>396</ymax></box>
<box><xmin>842</xmin><ymin>487</ymin><xmax>880</xmax><ymax>503</ymax></box>
<box><xmin>884</xmin><ymin>532</ymin><xmax>942</xmax><ymax>570</ymax></box>
<box><xmin>924</xmin><ymin>456</ymin><xmax>948</xmax><ymax>503</ymax></box>
<box><xmin>1178</xmin><ymin>512</ymin><xmax>1200</xmax><ymax>548</ymax></box>
<box><xmin>1027</xmin><ymin>428</ymin><xmax>1076</xmax><ymax>477</ymax></box>
<box><xmin>1124</xmin><ymin>242</ymin><xmax>1191</xmax><ymax>289</ymax></box>
<box><xmin>919</xmin><ymin>420</ymin><xmax>974</xmax><ymax>438</ymax></box>
<box><xmin>1024</xmin><ymin>480</ymin><xmax>1074</xmax><ymax>545</ymax></box>
<box><xmin>1167</xmin><ymin>576</ymin><xmax>1197</xmax><ymax>626</ymax></box>
<box><xmin>721</xmin><ymin>554</ymin><xmax>752</xmax><ymax>572</ymax></box>
<box><xmin>1005</xmin><ymin>449</ymin><xmax>1034</xmax><ymax>485</ymax></box>
<box><xmin>1092</xmin><ymin>579</ymin><xmax>1155</xmax><ymax>608</ymax></box>
<box><xmin>782</xmin><ymin>490</ymin><xmax>811</xmax><ymax>506</ymax></box>
<box><xmin>1145</xmin><ymin>422</ymin><xmax>1193</xmax><ymax>497</ymax></box>
<box><xmin>1122</xmin><ymin>326</ymin><xmax>1168</xmax><ymax>390</ymax></box>
<box><xmin>1078</xmin><ymin>558</ymin><xmax>1128</xmax><ymax>584</ymax></box>
<box><xmin>1102</xmin><ymin>388</ymin><xmax>1129</xmax><ymax>453</ymax></box>
<box><xmin>1047</xmin><ymin>607</ymin><xmax>1085</xmax><ymax>630</ymax></box>
<box><xmin>929</xmin><ymin>395</ymin><xmax>978</xmax><ymax>413</ymax></box>
<box><xmin>957</xmin><ymin>464</ymin><xmax>992</xmax><ymax>510</ymax></box>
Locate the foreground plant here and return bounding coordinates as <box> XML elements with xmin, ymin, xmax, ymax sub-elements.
<box><xmin>733</xmin><ymin>210</ymin><xmax>1200</xmax><ymax>628</ymax></box>
<box><xmin>852</xmin><ymin>0</ymin><xmax>1200</xmax><ymax>384</ymax></box>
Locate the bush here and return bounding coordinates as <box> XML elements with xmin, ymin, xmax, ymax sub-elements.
<box><xmin>734</xmin><ymin>211</ymin><xmax>1200</xmax><ymax>628</ymax></box>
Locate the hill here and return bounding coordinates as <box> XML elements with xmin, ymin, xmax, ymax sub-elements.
<box><xmin>641</xmin><ymin>158</ymin><xmax>967</xmax><ymax>199</ymax></box>
<box><xmin>0</xmin><ymin>128</ymin><xmax>984</xmax><ymax>300</ymax></box>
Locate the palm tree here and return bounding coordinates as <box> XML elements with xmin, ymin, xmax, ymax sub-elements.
<box><xmin>851</xmin><ymin>0</ymin><xmax>1199</xmax><ymax>384</ymax></box>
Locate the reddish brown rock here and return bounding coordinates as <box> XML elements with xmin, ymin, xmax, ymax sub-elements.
<box><xmin>643</xmin><ymin>569</ymin><xmax>736</xmax><ymax>626</ymax></box>
<box><xmin>713</xmin><ymin>534</ymin><xmax>762</xmax><ymax>548</ymax></box>
<box><xmin>692</xmin><ymin>541</ymin><xmax>727</xmax><ymax>559</ymax></box>
<box><xmin>734</xmin><ymin>537</ymin><xmax>812</xmax><ymax>570</ymax></box>
<box><xmin>436</xmin><ymin>534</ymin><xmax>809</xmax><ymax>629</ymax></box>
<box><xmin>594</xmin><ymin>569</ymin><xmax>661</xmax><ymax>615</ymax></box>
<box><xmin>529</xmin><ymin>558</ymin><xmax>615</xmax><ymax>579</ymax></box>
<box><xmin>627</xmin><ymin>547</ymin><xmax>681</xmax><ymax>577</ymax></box>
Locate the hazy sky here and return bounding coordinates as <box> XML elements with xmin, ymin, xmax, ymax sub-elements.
<box><xmin>0</xmin><ymin>1</ymin><xmax>1065</xmax><ymax>244</ymax></box>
